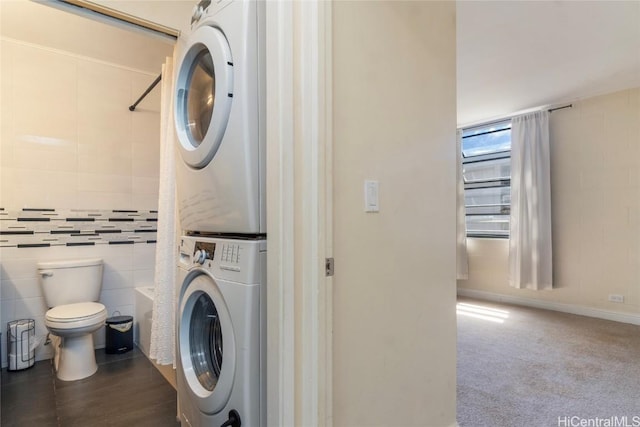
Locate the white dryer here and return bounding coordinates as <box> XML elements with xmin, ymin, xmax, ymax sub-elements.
<box><xmin>176</xmin><ymin>235</ymin><xmax>266</xmax><ymax>427</ymax></box>
<box><xmin>174</xmin><ymin>0</ymin><xmax>265</xmax><ymax>235</ymax></box>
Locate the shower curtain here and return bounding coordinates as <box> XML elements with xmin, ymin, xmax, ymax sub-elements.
<box><xmin>150</xmin><ymin>55</ymin><xmax>178</xmax><ymax>366</ymax></box>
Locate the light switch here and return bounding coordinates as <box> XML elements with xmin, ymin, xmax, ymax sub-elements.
<box><xmin>364</xmin><ymin>180</ymin><xmax>379</xmax><ymax>212</ymax></box>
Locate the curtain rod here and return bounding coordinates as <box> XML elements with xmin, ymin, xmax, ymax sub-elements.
<box><xmin>49</xmin><ymin>0</ymin><xmax>180</xmax><ymax>40</ymax></box>
<box><xmin>461</xmin><ymin>104</ymin><xmax>573</xmax><ymax>131</ymax></box>
<box><xmin>129</xmin><ymin>74</ymin><xmax>162</xmax><ymax>111</ymax></box>
<box><xmin>548</xmin><ymin>104</ymin><xmax>572</xmax><ymax>113</ymax></box>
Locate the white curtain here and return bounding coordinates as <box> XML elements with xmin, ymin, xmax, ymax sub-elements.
<box><xmin>150</xmin><ymin>55</ymin><xmax>178</xmax><ymax>365</ymax></box>
<box><xmin>456</xmin><ymin>129</ymin><xmax>469</xmax><ymax>280</ymax></box>
<box><xmin>509</xmin><ymin>110</ymin><xmax>552</xmax><ymax>290</ymax></box>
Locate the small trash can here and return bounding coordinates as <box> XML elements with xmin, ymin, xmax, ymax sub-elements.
<box><xmin>105</xmin><ymin>315</ymin><xmax>133</xmax><ymax>354</ymax></box>
<box><xmin>7</xmin><ymin>319</ymin><xmax>36</xmax><ymax>371</ymax></box>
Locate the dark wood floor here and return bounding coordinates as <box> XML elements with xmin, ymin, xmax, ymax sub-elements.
<box><xmin>1</xmin><ymin>348</ymin><xmax>179</xmax><ymax>426</ymax></box>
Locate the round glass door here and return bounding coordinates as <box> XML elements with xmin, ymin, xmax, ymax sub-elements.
<box><xmin>179</xmin><ymin>273</ymin><xmax>235</xmax><ymax>414</ymax></box>
<box><xmin>175</xmin><ymin>25</ymin><xmax>233</xmax><ymax>169</ymax></box>
<box><xmin>184</xmin><ymin>50</ymin><xmax>216</xmax><ymax>148</ymax></box>
<box><xmin>189</xmin><ymin>293</ymin><xmax>223</xmax><ymax>391</ymax></box>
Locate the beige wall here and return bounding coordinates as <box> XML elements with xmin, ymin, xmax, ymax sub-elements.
<box><xmin>0</xmin><ymin>0</ymin><xmax>173</xmax><ymax>75</ymax></box>
<box><xmin>459</xmin><ymin>88</ymin><xmax>640</xmax><ymax>315</ymax></box>
<box><xmin>91</xmin><ymin>0</ymin><xmax>194</xmax><ymax>35</ymax></box>
<box><xmin>332</xmin><ymin>2</ymin><xmax>457</xmax><ymax>426</ymax></box>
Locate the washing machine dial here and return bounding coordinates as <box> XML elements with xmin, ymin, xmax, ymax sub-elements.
<box><xmin>194</xmin><ymin>249</ymin><xmax>209</xmax><ymax>265</ymax></box>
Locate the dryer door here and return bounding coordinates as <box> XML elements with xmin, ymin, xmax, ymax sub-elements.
<box><xmin>179</xmin><ymin>271</ymin><xmax>236</xmax><ymax>415</ymax></box>
<box><xmin>175</xmin><ymin>25</ymin><xmax>234</xmax><ymax>169</ymax></box>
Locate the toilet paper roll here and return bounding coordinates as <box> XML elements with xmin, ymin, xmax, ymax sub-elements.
<box><xmin>8</xmin><ymin>320</ymin><xmax>36</xmax><ymax>371</ymax></box>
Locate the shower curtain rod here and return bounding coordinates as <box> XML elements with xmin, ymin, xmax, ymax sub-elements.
<box><xmin>129</xmin><ymin>74</ymin><xmax>162</xmax><ymax>111</ymax></box>
<box><xmin>50</xmin><ymin>0</ymin><xmax>180</xmax><ymax>40</ymax></box>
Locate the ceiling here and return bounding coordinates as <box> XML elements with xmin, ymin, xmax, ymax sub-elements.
<box><xmin>457</xmin><ymin>1</ymin><xmax>640</xmax><ymax>126</ymax></box>
<box><xmin>98</xmin><ymin>0</ymin><xmax>639</xmax><ymax>126</ymax></box>
<box><xmin>6</xmin><ymin>1</ymin><xmax>639</xmax><ymax>126</ymax></box>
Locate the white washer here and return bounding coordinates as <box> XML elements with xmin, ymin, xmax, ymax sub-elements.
<box><xmin>174</xmin><ymin>0</ymin><xmax>265</xmax><ymax>235</ymax></box>
<box><xmin>176</xmin><ymin>236</ymin><xmax>266</xmax><ymax>427</ymax></box>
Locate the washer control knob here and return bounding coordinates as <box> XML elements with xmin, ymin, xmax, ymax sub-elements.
<box><xmin>194</xmin><ymin>249</ymin><xmax>208</xmax><ymax>265</ymax></box>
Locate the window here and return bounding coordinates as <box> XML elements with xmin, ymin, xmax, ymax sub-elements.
<box><xmin>462</xmin><ymin>120</ymin><xmax>511</xmax><ymax>238</ymax></box>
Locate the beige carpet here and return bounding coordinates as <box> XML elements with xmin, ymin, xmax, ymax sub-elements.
<box><xmin>457</xmin><ymin>297</ymin><xmax>640</xmax><ymax>427</ymax></box>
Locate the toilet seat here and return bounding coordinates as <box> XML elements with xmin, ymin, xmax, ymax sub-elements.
<box><xmin>46</xmin><ymin>302</ymin><xmax>107</xmax><ymax>330</ymax></box>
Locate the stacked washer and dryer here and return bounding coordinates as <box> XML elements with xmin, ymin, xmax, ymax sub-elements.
<box><xmin>172</xmin><ymin>1</ymin><xmax>266</xmax><ymax>426</ymax></box>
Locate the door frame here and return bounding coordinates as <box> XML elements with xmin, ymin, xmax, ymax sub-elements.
<box><xmin>265</xmin><ymin>1</ymin><xmax>333</xmax><ymax>425</ymax></box>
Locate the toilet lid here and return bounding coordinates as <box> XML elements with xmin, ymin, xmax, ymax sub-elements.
<box><xmin>46</xmin><ymin>302</ymin><xmax>107</xmax><ymax>323</ymax></box>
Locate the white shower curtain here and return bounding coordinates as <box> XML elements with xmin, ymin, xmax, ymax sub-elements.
<box><xmin>150</xmin><ymin>55</ymin><xmax>178</xmax><ymax>365</ymax></box>
<box><xmin>509</xmin><ymin>110</ymin><xmax>552</xmax><ymax>290</ymax></box>
<box><xmin>456</xmin><ymin>129</ymin><xmax>469</xmax><ymax>280</ymax></box>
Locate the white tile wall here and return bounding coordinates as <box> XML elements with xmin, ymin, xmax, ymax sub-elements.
<box><xmin>0</xmin><ymin>38</ymin><xmax>160</xmax><ymax>211</ymax></box>
<box><xmin>460</xmin><ymin>88</ymin><xmax>640</xmax><ymax>314</ymax></box>
<box><xmin>0</xmin><ymin>38</ymin><xmax>161</xmax><ymax>367</ymax></box>
<box><xmin>11</xmin><ymin>45</ymin><xmax>78</xmax><ymax>148</ymax></box>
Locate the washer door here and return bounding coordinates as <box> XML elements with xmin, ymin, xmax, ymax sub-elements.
<box><xmin>179</xmin><ymin>272</ymin><xmax>236</xmax><ymax>415</ymax></box>
<box><xmin>175</xmin><ymin>25</ymin><xmax>234</xmax><ymax>169</ymax></box>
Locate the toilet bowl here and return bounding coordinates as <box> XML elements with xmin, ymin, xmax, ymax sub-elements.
<box><xmin>37</xmin><ymin>258</ymin><xmax>106</xmax><ymax>381</ymax></box>
<box><xmin>45</xmin><ymin>302</ymin><xmax>107</xmax><ymax>381</ymax></box>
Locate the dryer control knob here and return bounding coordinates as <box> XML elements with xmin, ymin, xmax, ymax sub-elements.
<box><xmin>191</xmin><ymin>5</ymin><xmax>203</xmax><ymax>24</ymax></box>
<box><xmin>194</xmin><ymin>249</ymin><xmax>208</xmax><ymax>265</ymax></box>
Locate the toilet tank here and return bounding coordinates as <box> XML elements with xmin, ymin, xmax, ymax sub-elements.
<box><xmin>37</xmin><ymin>258</ymin><xmax>104</xmax><ymax>308</ymax></box>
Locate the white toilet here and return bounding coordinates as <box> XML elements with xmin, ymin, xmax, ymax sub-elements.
<box><xmin>37</xmin><ymin>258</ymin><xmax>107</xmax><ymax>381</ymax></box>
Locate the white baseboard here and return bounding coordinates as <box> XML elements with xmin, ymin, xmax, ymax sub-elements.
<box><xmin>457</xmin><ymin>288</ymin><xmax>640</xmax><ymax>325</ymax></box>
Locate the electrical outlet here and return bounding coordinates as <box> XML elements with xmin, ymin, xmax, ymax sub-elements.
<box><xmin>608</xmin><ymin>294</ymin><xmax>624</xmax><ymax>303</ymax></box>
